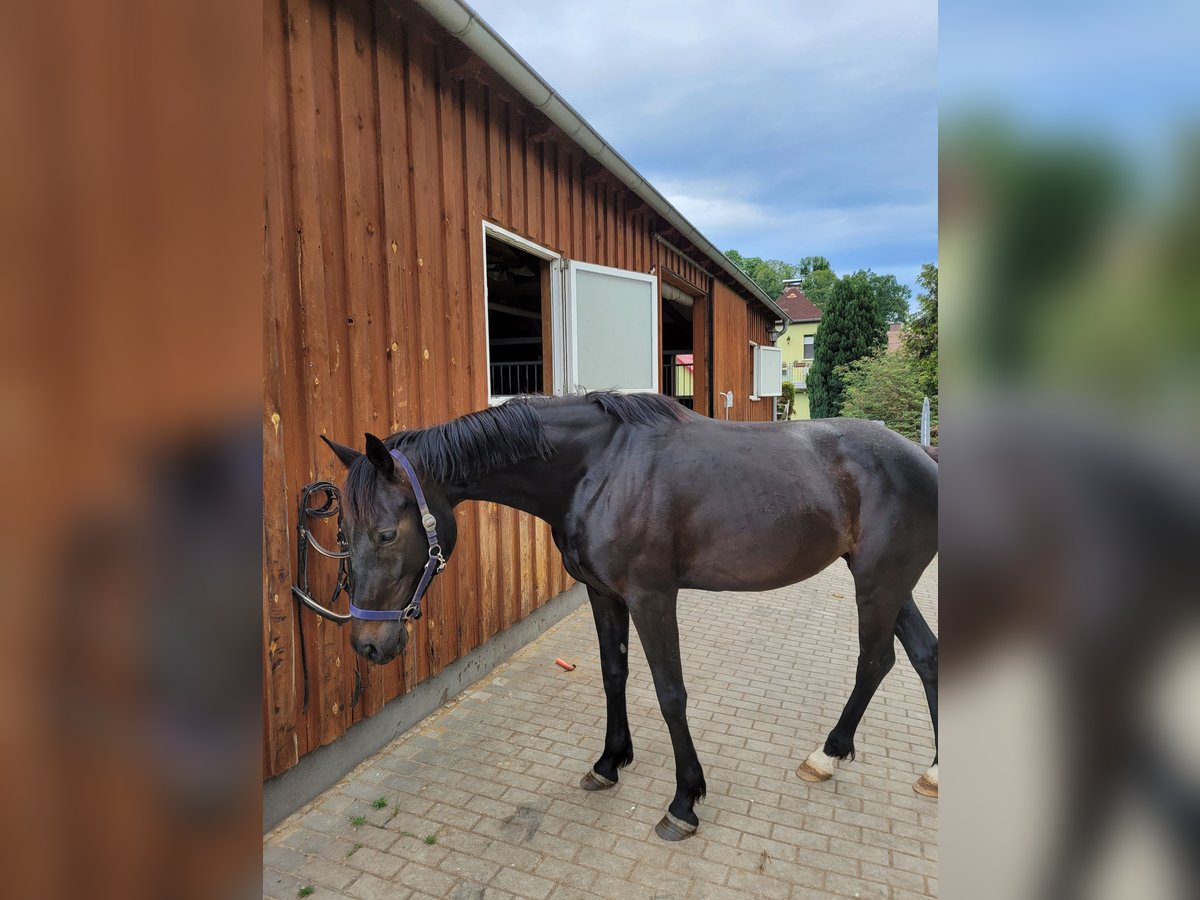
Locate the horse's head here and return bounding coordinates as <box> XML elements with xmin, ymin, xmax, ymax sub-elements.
<box><xmin>322</xmin><ymin>433</ymin><xmax>457</xmax><ymax>664</ymax></box>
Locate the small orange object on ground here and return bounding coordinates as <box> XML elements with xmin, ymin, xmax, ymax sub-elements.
<box><xmin>554</xmin><ymin>658</ymin><xmax>575</xmax><ymax>671</ymax></box>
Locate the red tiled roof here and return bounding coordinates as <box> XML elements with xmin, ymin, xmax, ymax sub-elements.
<box><xmin>774</xmin><ymin>286</ymin><xmax>822</xmax><ymax>323</ymax></box>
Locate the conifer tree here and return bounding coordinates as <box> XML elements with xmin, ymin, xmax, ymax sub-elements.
<box><xmin>808</xmin><ymin>274</ymin><xmax>886</xmax><ymax>418</ymax></box>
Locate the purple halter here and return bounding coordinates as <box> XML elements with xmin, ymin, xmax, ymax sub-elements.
<box><xmin>349</xmin><ymin>447</ymin><xmax>447</xmax><ymax>622</ymax></box>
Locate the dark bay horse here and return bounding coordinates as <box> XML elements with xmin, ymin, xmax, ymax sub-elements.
<box><xmin>321</xmin><ymin>392</ymin><xmax>938</xmax><ymax>840</ymax></box>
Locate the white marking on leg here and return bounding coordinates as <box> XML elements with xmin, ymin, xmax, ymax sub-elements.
<box><xmin>803</xmin><ymin>748</ymin><xmax>839</xmax><ymax>777</ymax></box>
<box><xmin>923</xmin><ymin>763</ymin><xmax>937</xmax><ymax>786</ymax></box>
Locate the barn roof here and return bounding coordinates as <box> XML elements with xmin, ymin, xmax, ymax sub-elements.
<box><xmin>407</xmin><ymin>0</ymin><xmax>787</xmax><ymax>323</ymax></box>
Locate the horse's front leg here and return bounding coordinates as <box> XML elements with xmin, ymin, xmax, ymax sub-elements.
<box><xmin>628</xmin><ymin>591</ymin><xmax>706</xmax><ymax>841</ymax></box>
<box><xmin>580</xmin><ymin>586</ymin><xmax>634</xmax><ymax>791</ymax></box>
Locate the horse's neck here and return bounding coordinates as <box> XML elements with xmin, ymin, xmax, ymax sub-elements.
<box><xmin>447</xmin><ymin>410</ymin><xmax>609</xmax><ymax>526</ymax></box>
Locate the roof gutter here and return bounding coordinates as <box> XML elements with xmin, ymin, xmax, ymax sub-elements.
<box><xmin>404</xmin><ymin>0</ymin><xmax>788</xmax><ymax>323</ymax></box>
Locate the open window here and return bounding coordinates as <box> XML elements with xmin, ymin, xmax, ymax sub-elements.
<box><xmin>482</xmin><ymin>223</ymin><xmax>659</xmax><ymax>400</ymax></box>
<box><xmin>565</xmin><ymin>261</ymin><xmax>658</xmax><ymax>393</ymax></box>
<box><xmin>483</xmin><ymin>223</ymin><xmax>561</xmax><ymax>402</ymax></box>
<box><xmin>752</xmin><ymin>343</ymin><xmax>784</xmax><ymax>398</ymax></box>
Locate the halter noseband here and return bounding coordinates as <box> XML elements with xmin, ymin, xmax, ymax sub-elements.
<box><xmin>348</xmin><ymin>448</ymin><xmax>447</xmax><ymax>622</ymax></box>
<box><xmin>291</xmin><ymin>446</ymin><xmax>447</xmax><ymax>624</ymax></box>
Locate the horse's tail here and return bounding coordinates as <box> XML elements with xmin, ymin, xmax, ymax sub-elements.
<box><xmin>922</xmin><ymin>445</ymin><xmax>938</xmax><ymax>463</ymax></box>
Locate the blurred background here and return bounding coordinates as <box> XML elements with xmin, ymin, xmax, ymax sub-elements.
<box><xmin>940</xmin><ymin>1</ymin><xmax>1199</xmax><ymax>898</ymax></box>
<box><xmin>0</xmin><ymin>0</ymin><xmax>260</xmax><ymax>896</ymax></box>
<box><xmin>0</xmin><ymin>0</ymin><xmax>1196</xmax><ymax>897</ymax></box>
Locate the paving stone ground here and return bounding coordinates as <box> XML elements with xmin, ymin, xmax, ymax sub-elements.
<box><xmin>265</xmin><ymin>560</ymin><xmax>938</xmax><ymax>899</ymax></box>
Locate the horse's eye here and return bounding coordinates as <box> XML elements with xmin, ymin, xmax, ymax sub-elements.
<box><xmin>379</xmin><ymin>530</ymin><xmax>398</xmax><ymax>545</ymax></box>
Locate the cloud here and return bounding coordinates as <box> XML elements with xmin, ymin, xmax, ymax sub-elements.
<box><xmin>468</xmin><ymin>0</ymin><xmax>937</xmax><ymax>291</ymax></box>
<box><xmin>652</xmin><ymin>177</ymin><xmax>773</xmax><ymax>232</ymax></box>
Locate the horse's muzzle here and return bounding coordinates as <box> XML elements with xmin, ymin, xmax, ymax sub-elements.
<box><xmin>351</xmin><ymin>620</ymin><xmax>407</xmax><ymax>664</ymax></box>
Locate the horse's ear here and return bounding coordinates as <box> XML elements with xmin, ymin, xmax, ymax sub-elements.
<box><xmin>364</xmin><ymin>433</ymin><xmax>395</xmax><ymax>479</ymax></box>
<box><xmin>320</xmin><ymin>435</ymin><xmax>362</xmax><ymax>469</ymax></box>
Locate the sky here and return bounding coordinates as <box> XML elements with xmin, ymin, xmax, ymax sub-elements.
<box><xmin>467</xmin><ymin>0</ymin><xmax>938</xmax><ymax>300</ymax></box>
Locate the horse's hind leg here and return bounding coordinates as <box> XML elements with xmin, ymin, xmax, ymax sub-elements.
<box><xmin>895</xmin><ymin>593</ymin><xmax>939</xmax><ymax>796</ymax></box>
<box><xmin>627</xmin><ymin>591</ymin><xmax>707</xmax><ymax>841</ymax></box>
<box><xmin>798</xmin><ymin>580</ymin><xmax>900</xmax><ymax>783</ymax></box>
<box><xmin>580</xmin><ymin>586</ymin><xmax>634</xmax><ymax>791</ymax></box>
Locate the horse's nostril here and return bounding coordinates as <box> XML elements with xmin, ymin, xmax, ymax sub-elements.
<box><xmin>359</xmin><ymin>641</ymin><xmax>379</xmax><ymax>662</ymax></box>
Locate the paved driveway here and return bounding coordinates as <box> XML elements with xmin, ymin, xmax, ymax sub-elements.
<box><xmin>265</xmin><ymin>560</ymin><xmax>938</xmax><ymax>899</ymax></box>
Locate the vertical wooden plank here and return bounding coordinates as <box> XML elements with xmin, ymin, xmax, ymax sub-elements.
<box><xmin>479</xmin><ymin>502</ymin><xmax>500</xmax><ymax>640</ymax></box>
<box><xmin>463</xmin><ymin>77</ymin><xmax>495</xmax><ymax>647</ymax></box>
<box><xmin>527</xmin><ymin>139</ymin><xmax>543</xmax><ymax>245</ymax></box>
<box><xmin>581</xmin><ymin>178</ymin><xmax>593</xmax><ymax>264</ymax></box>
<box><xmin>555</xmin><ymin>146</ymin><xmax>571</xmax><ymax>256</ymax></box>
<box><xmin>571</xmin><ymin>155</ymin><xmax>584</xmax><ymax>259</ymax></box>
<box><xmin>518</xmin><ymin>511</ymin><xmax>534</xmax><ymax>619</ymax></box>
<box><xmin>334</xmin><ymin>0</ymin><xmax>393</xmax><ymax>722</ymax></box>
<box><xmin>435</xmin><ymin>60</ymin><xmax>473</xmax><ymax>661</ymax></box>
<box><xmin>374</xmin><ymin>0</ymin><xmax>420</xmax><ymax>698</ymax></box>
<box><xmin>496</xmin><ymin>504</ymin><xmax>516</xmax><ymax>628</ymax></box>
<box><xmin>507</xmin><ymin>103</ymin><xmax>524</xmax><ymax>236</ymax></box>
<box><xmin>264</xmin><ymin>0</ymin><xmax>300</xmax><ymax>777</ymax></box>
<box><xmin>486</xmin><ymin>89</ymin><xmax>506</xmax><ymax>222</ymax></box>
<box><xmin>286</xmin><ymin>0</ymin><xmax>354</xmax><ymax>749</ymax></box>
<box><xmin>533</xmin><ymin>519</ymin><xmax>548</xmax><ymax>609</ymax></box>
<box><xmin>541</xmin><ymin>142</ymin><xmax>555</xmax><ymax>252</ymax></box>
<box><xmin>407</xmin><ymin>27</ymin><xmax>458</xmax><ymax>676</ymax></box>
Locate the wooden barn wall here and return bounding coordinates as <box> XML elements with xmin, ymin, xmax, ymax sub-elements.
<box><xmin>711</xmin><ymin>280</ymin><xmax>775</xmax><ymax>422</ymax></box>
<box><xmin>264</xmin><ymin>0</ymin><xmax>775</xmax><ymax>778</ymax></box>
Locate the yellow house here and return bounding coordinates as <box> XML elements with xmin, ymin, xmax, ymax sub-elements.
<box><xmin>772</xmin><ymin>283</ymin><xmax>822</xmax><ymax>419</ymax></box>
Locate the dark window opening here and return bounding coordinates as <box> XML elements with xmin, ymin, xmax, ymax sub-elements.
<box><xmin>660</xmin><ymin>294</ymin><xmax>695</xmax><ymax>410</ymax></box>
<box><xmin>486</xmin><ymin>236</ymin><xmax>547</xmax><ymax>397</ymax></box>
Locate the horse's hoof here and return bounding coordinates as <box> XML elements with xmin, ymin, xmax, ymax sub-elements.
<box><xmin>796</xmin><ymin>749</ymin><xmax>838</xmax><ymax>782</ymax></box>
<box><xmin>654</xmin><ymin>812</ymin><xmax>697</xmax><ymax>841</ymax></box>
<box><xmin>913</xmin><ymin>764</ymin><xmax>938</xmax><ymax>798</ymax></box>
<box><xmin>796</xmin><ymin>760</ymin><xmax>833</xmax><ymax>782</ymax></box>
<box><xmin>579</xmin><ymin>769</ymin><xmax>617</xmax><ymax>792</ymax></box>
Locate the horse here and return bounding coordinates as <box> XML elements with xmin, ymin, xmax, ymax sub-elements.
<box><xmin>320</xmin><ymin>391</ymin><xmax>939</xmax><ymax>841</ymax></box>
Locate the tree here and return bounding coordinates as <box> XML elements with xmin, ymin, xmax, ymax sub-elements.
<box><xmin>724</xmin><ymin>249</ymin><xmax>800</xmax><ymax>300</ymax></box>
<box><xmin>808</xmin><ymin>276</ymin><xmax>886</xmax><ymax>418</ymax></box>
<box><xmin>903</xmin><ymin>263</ymin><xmax>938</xmax><ymax>399</ymax></box>
<box><xmin>800</xmin><ymin>267</ymin><xmax>837</xmax><ymax>311</ymax></box>
<box><xmin>797</xmin><ymin>256</ymin><xmax>832</xmax><ymax>276</ymax></box>
<box><xmin>838</xmin><ymin>350</ymin><xmax>929</xmax><ymax>441</ymax></box>
<box><xmin>845</xmin><ymin>269</ymin><xmax>912</xmax><ymax>325</ymax></box>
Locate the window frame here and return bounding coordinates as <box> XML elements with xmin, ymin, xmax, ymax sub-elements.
<box><xmin>482</xmin><ymin>222</ymin><xmax>563</xmax><ymax>404</ymax></box>
<box><xmin>752</xmin><ymin>343</ymin><xmax>785</xmax><ymax>398</ymax></box>
<box><xmin>564</xmin><ymin>259</ymin><xmax>660</xmax><ymax>394</ymax></box>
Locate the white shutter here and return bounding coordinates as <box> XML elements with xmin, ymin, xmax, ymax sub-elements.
<box><xmin>565</xmin><ymin>261</ymin><xmax>659</xmax><ymax>393</ymax></box>
<box><xmin>753</xmin><ymin>344</ymin><xmax>784</xmax><ymax>397</ymax></box>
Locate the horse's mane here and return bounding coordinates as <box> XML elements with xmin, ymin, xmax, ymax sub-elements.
<box><xmin>344</xmin><ymin>391</ymin><xmax>689</xmax><ymax>521</ymax></box>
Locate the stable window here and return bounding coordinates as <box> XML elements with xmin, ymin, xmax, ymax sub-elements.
<box><xmin>565</xmin><ymin>261</ymin><xmax>659</xmax><ymax>393</ymax></box>
<box><xmin>803</xmin><ymin>334</ymin><xmax>815</xmax><ymax>359</ymax></box>
<box><xmin>483</xmin><ymin>223</ymin><xmax>659</xmax><ymax>400</ymax></box>
<box><xmin>483</xmin><ymin>223</ymin><xmax>562</xmax><ymax>402</ymax></box>
<box><xmin>752</xmin><ymin>344</ymin><xmax>784</xmax><ymax>398</ymax></box>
